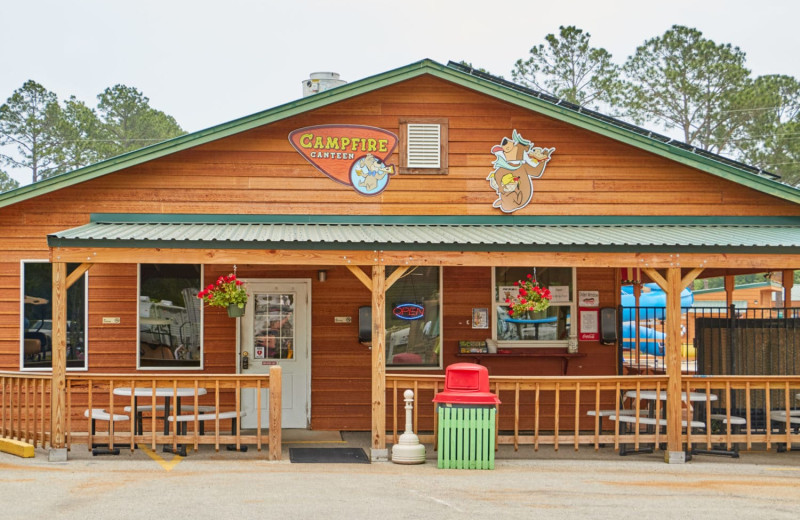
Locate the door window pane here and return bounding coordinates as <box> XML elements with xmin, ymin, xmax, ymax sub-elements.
<box><xmin>22</xmin><ymin>262</ymin><xmax>87</xmax><ymax>370</ymax></box>
<box><xmin>253</xmin><ymin>293</ymin><xmax>295</xmax><ymax>360</ymax></box>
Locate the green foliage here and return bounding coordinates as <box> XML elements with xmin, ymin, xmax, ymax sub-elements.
<box><xmin>51</xmin><ymin>96</ymin><xmax>104</xmax><ymax>176</ymax></box>
<box><xmin>198</xmin><ymin>273</ymin><xmax>248</xmax><ymax>309</ymax></box>
<box><xmin>512</xmin><ymin>26</ymin><xmax>621</xmax><ymax>109</ymax></box>
<box><xmin>0</xmin><ymin>81</ymin><xmax>185</xmax><ymax>185</ymax></box>
<box><xmin>96</xmin><ymin>85</ymin><xmax>185</xmax><ymax>157</ymax></box>
<box><xmin>621</xmin><ymin>25</ymin><xmax>750</xmax><ymax>153</ymax></box>
<box><xmin>728</xmin><ymin>75</ymin><xmax>800</xmax><ymax>186</ymax></box>
<box><xmin>0</xmin><ymin>80</ymin><xmax>62</xmax><ymax>183</ymax></box>
<box><xmin>0</xmin><ymin>168</ymin><xmax>19</xmax><ymax>192</ymax></box>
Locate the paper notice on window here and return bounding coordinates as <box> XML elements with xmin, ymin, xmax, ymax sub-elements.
<box><xmin>498</xmin><ymin>285</ymin><xmax>519</xmax><ymax>302</ymax></box>
<box><xmin>549</xmin><ymin>286</ymin><xmax>570</xmax><ymax>303</ymax></box>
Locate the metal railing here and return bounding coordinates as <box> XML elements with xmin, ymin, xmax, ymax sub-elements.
<box><xmin>619</xmin><ymin>306</ymin><xmax>800</xmax><ymax>378</ymax></box>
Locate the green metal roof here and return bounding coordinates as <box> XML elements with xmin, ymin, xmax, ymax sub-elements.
<box><xmin>4</xmin><ymin>59</ymin><xmax>800</xmax><ymax>209</ymax></box>
<box><xmin>47</xmin><ymin>214</ymin><xmax>800</xmax><ymax>253</ymax></box>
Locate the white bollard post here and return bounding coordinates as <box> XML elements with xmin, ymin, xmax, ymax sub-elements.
<box><xmin>391</xmin><ymin>389</ymin><xmax>426</xmax><ymax>464</ymax></box>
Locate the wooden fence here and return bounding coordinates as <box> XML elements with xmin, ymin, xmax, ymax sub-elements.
<box><xmin>1</xmin><ymin>368</ymin><xmax>282</xmax><ymax>460</ymax></box>
<box><xmin>387</xmin><ymin>374</ymin><xmax>800</xmax><ymax>454</ymax></box>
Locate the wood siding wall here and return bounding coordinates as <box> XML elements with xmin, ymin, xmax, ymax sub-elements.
<box><xmin>1</xmin><ymin>74</ymin><xmax>798</xmax><ymax>430</ymax></box>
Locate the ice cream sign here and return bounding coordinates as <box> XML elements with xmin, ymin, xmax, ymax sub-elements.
<box><xmin>289</xmin><ymin>125</ymin><xmax>398</xmax><ymax>196</ymax></box>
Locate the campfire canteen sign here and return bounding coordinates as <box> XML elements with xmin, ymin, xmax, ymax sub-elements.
<box><xmin>289</xmin><ymin>125</ymin><xmax>398</xmax><ymax>195</ymax></box>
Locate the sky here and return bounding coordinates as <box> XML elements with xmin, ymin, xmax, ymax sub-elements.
<box><xmin>2</xmin><ymin>0</ymin><xmax>799</xmax><ymax>185</ymax></box>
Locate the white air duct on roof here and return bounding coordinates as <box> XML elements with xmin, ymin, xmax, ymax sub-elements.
<box><xmin>302</xmin><ymin>72</ymin><xmax>346</xmax><ymax>97</ymax></box>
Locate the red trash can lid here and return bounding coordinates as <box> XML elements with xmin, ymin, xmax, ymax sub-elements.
<box><xmin>433</xmin><ymin>363</ymin><xmax>500</xmax><ymax>405</ymax></box>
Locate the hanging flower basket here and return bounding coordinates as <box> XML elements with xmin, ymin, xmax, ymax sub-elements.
<box><xmin>227</xmin><ymin>303</ymin><xmax>246</xmax><ymax>318</ymax></box>
<box><xmin>197</xmin><ymin>273</ymin><xmax>247</xmax><ymax>318</ymax></box>
<box><xmin>505</xmin><ymin>274</ymin><xmax>552</xmax><ymax>319</ymax></box>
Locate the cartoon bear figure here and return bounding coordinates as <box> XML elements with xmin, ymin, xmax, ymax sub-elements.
<box><xmin>354</xmin><ymin>153</ymin><xmax>394</xmax><ymax>192</ymax></box>
<box><xmin>487</xmin><ymin>130</ymin><xmax>554</xmax><ymax>213</ymax></box>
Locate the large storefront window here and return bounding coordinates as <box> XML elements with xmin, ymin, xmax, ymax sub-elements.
<box><xmin>138</xmin><ymin>264</ymin><xmax>202</xmax><ymax>369</ymax></box>
<box><xmin>21</xmin><ymin>261</ymin><xmax>87</xmax><ymax>370</ymax></box>
<box><xmin>386</xmin><ymin>266</ymin><xmax>441</xmax><ymax>368</ymax></box>
<box><xmin>493</xmin><ymin>267</ymin><xmax>575</xmax><ymax>347</ymax></box>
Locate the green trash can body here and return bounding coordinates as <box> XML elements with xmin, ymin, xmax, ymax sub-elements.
<box><xmin>437</xmin><ymin>404</ymin><xmax>496</xmax><ymax>469</ymax></box>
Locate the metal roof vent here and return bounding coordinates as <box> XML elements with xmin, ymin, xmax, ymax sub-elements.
<box><xmin>302</xmin><ymin>72</ymin><xmax>346</xmax><ymax>97</ymax></box>
<box><xmin>406</xmin><ymin>123</ymin><xmax>441</xmax><ymax>168</ymax></box>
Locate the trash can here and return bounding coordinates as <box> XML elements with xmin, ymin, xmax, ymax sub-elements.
<box><xmin>433</xmin><ymin>363</ymin><xmax>500</xmax><ymax>469</ymax></box>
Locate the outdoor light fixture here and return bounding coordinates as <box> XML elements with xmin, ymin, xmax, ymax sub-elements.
<box><xmin>317</xmin><ymin>270</ymin><xmax>327</xmax><ymax>282</ymax></box>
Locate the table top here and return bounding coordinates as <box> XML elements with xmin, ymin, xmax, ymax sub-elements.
<box><xmin>113</xmin><ymin>387</ymin><xmax>207</xmax><ymax>398</ymax></box>
<box><xmin>624</xmin><ymin>390</ymin><xmax>718</xmax><ymax>402</ymax></box>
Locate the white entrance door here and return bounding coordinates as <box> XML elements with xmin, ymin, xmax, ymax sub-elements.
<box><xmin>239</xmin><ymin>280</ymin><xmax>310</xmax><ymax>429</ymax></box>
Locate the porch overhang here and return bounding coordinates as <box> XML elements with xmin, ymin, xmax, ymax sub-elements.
<box><xmin>47</xmin><ymin>214</ymin><xmax>800</xmax><ymax>269</ymax></box>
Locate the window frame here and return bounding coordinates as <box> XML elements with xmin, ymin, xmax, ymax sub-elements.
<box><xmin>491</xmin><ymin>267</ymin><xmax>577</xmax><ymax>349</ymax></box>
<box><xmin>137</xmin><ymin>263</ymin><xmax>204</xmax><ymax>371</ymax></box>
<box><xmin>386</xmin><ymin>266</ymin><xmax>443</xmax><ymax>371</ymax></box>
<box><xmin>19</xmin><ymin>259</ymin><xmax>89</xmax><ymax>372</ymax></box>
<box><xmin>398</xmin><ymin>118</ymin><xmax>449</xmax><ymax>175</ymax></box>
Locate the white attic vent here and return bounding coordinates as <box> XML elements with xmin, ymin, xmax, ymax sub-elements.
<box><xmin>406</xmin><ymin>124</ymin><xmax>441</xmax><ymax>168</ymax></box>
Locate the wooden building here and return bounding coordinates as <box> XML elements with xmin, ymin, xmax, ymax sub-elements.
<box><xmin>2</xmin><ymin>60</ymin><xmax>800</xmax><ymax>462</ymax></box>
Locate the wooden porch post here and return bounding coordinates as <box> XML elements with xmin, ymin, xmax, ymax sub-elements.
<box><xmin>724</xmin><ymin>275</ymin><xmax>735</xmax><ymax>308</ymax></box>
<box><xmin>782</xmin><ymin>270</ymin><xmax>794</xmax><ymax>308</ymax></box>
<box><xmin>663</xmin><ymin>267</ymin><xmax>683</xmax><ymax>463</ymax></box>
<box><xmin>643</xmin><ymin>266</ymin><xmax>702</xmax><ymax>463</ymax></box>
<box><xmin>371</xmin><ymin>265</ymin><xmax>388</xmax><ymax>461</ymax></box>
<box><xmin>49</xmin><ymin>262</ymin><xmax>68</xmax><ymax>461</ymax></box>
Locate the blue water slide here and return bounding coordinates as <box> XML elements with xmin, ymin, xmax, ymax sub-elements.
<box><xmin>620</xmin><ymin>283</ymin><xmax>693</xmax><ymax>321</ymax></box>
<box><xmin>619</xmin><ymin>283</ymin><xmax>693</xmax><ymax>357</ymax></box>
<box><xmin>621</xmin><ymin>322</ymin><xmax>665</xmax><ymax>356</ymax></box>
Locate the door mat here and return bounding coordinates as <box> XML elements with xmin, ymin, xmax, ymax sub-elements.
<box><xmin>289</xmin><ymin>447</ymin><xmax>370</xmax><ymax>464</ymax></box>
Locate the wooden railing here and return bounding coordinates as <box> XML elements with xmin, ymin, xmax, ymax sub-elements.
<box><xmin>387</xmin><ymin>374</ymin><xmax>800</xmax><ymax>454</ymax></box>
<box><xmin>1</xmin><ymin>369</ymin><xmax>282</xmax><ymax>460</ymax></box>
<box><xmin>0</xmin><ymin>372</ymin><xmax>52</xmax><ymax>448</ymax></box>
<box><xmin>683</xmin><ymin>376</ymin><xmax>800</xmax><ymax>452</ymax></box>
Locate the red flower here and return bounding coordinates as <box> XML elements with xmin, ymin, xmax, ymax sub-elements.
<box><xmin>508</xmin><ymin>309</ymin><xmax>514</xmax><ymax>316</ymax></box>
<box><xmin>513</xmin><ymin>281</ymin><xmax>519</xmax><ymax>286</ymax></box>
<box><xmin>519</xmin><ymin>288</ymin><xmax>527</xmax><ymax>296</ymax></box>
<box><xmin>527</xmin><ymin>274</ymin><xmax>532</xmax><ymax>279</ymax></box>
<box><xmin>519</xmin><ymin>298</ymin><xmax>527</xmax><ymax>304</ymax></box>
<box><xmin>235</xmin><ymin>280</ymin><xmax>243</xmax><ymax>286</ymax></box>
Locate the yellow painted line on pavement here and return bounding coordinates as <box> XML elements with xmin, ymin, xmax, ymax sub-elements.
<box><xmin>138</xmin><ymin>444</ymin><xmax>182</xmax><ymax>471</ymax></box>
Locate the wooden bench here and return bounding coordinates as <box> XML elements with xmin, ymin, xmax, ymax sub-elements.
<box><xmin>166</xmin><ymin>411</ymin><xmax>247</xmax><ymax>456</ymax></box>
<box><xmin>84</xmin><ymin>408</ymin><xmax>129</xmax><ymax>456</ymax></box>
